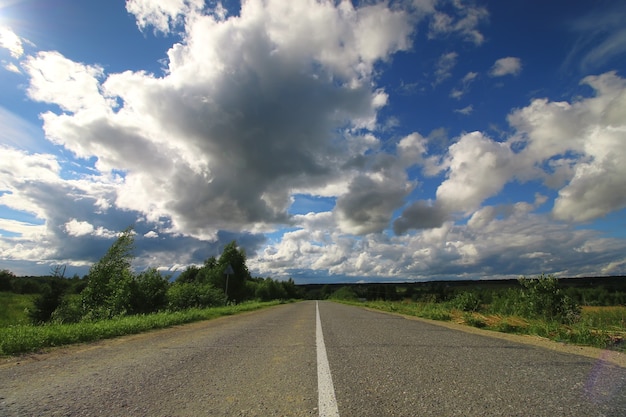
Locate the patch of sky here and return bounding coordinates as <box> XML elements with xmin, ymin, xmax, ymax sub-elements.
<box><xmin>288</xmin><ymin>194</ymin><xmax>336</xmax><ymax>215</ymax></box>
<box><xmin>578</xmin><ymin>208</ymin><xmax>626</xmax><ymax>239</ymax></box>
<box><xmin>483</xmin><ymin>179</ymin><xmax>552</xmax><ymax>211</ymax></box>
<box><xmin>0</xmin><ymin>229</ymin><xmax>21</xmax><ymax>238</ymax></box>
<box><xmin>0</xmin><ymin>205</ymin><xmax>44</xmax><ymax>225</ymax></box>
<box><xmin>265</xmin><ymin>227</ymin><xmax>300</xmax><ymax>244</ymax></box>
<box><xmin>59</xmin><ymin>154</ymin><xmax>99</xmax><ymax>180</ymax></box>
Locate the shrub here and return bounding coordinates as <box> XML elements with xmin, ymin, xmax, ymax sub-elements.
<box><xmin>130</xmin><ymin>268</ymin><xmax>170</xmax><ymax>314</ymax></box>
<box><xmin>451</xmin><ymin>291</ymin><xmax>481</xmax><ymax>312</ymax></box>
<box><xmin>51</xmin><ymin>294</ymin><xmax>84</xmax><ymax>324</ymax></box>
<box><xmin>518</xmin><ymin>274</ymin><xmax>581</xmax><ymax>324</ymax></box>
<box><xmin>330</xmin><ymin>286</ymin><xmax>358</xmax><ymax>301</ymax></box>
<box><xmin>167</xmin><ymin>283</ymin><xmax>226</xmax><ymax>310</ymax></box>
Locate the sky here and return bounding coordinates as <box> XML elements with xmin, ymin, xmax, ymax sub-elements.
<box><xmin>1</xmin><ymin>0</ymin><xmax>625</xmax><ymax>283</ymax></box>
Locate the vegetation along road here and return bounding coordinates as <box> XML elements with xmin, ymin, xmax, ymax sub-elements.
<box><xmin>1</xmin><ymin>301</ymin><xmax>625</xmax><ymax>416</ymax></box>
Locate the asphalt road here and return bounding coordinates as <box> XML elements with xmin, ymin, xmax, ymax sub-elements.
<box><xmin>1</xmin><ymin>301</ymin><xmax>625</xmax><ymax>416</ymax></box>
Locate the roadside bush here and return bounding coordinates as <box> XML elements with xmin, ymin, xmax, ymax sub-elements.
<box><xmin>518</xmin><ymin>274</ymin><xmax>581</xmax><ymax>324</ymax></box>
<box><xmin>451</xmin><ymin>291</ymin><xmax>481</xmax><ymax>312</ymax></box>
<box><xmin>130</xmin><ymin>268</ymin><xmax>170</xmax><ymax>314</ymax></box>
<box><xmin>330</xmin><ymin>286</ymin><xmax>358</xmax><ymax>301</ymax></box>
<box><xmin>255</xmin><ymin>278</ymin><xmax>288</xmax><ymax>301</ymax></box>
<box><xmin>51</xmin><ymin>294</ymin><xmax>84</xmax><ymax>324</ymax></box>
<box><xmin>167</xmin><ymin>283</ymin><xmax>226</xmax><ymax>310</ymax></box>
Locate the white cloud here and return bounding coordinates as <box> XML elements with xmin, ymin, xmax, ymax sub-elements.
<box><xmin>252</xmin><ymin>205</ymin><xmax>626</xmax><ymax>280</ymax></box>
<box><xmin>4</xmin><ymin>62</ymin><xmax>20</xmax><ymax>73</ymax></box>
<box><xmin>64</xmin><ymin>219</ymin><xmax>95</xmax><ymax>237</ymax></box>
<box><xmin>436</xmin><ymin>131</ymin><xmax>518</xmax><ymax>214</ymax></box>
<box><xmin>490</xmin><ymin>57</ymin><xmax>522</xmax><ymax>77</ymax></box>
<box><xmin>22</xmin><ymin>0</ymin><xmax>419</xmax><ymax>242</ymax></box>
<box><xmin>428</xmin><ymin>1</ymin><xmax>488</xmax><ymax>45</ymax></box>
<box><xmin>126</xmin><ymin>0</ymin><xmax>206</xmax><ymax>34</ymax></box>
<box><xmin>509</xmin><ymin>71</ymin><xmax>626</xmax><ymax>222</ymax></box>
<box><xmin>0</xmin><ymin>26</ymin><xmax>23</xmax><ymax>58</ymax></box>
<box><xmin>23</xmin><ymin>52</ymin><xmax>110</xmax><ymax>114</ymax></box>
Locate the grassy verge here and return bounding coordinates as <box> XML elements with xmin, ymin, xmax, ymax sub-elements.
<box><xmin>339</xmin><ymin>300</ymin><xmax>625</xmax><ymax>352</ymax></box>
<box><xmin>0</xmin><ymin>300</ymin><xmax>283</xmax><ymax>357</ymax></box>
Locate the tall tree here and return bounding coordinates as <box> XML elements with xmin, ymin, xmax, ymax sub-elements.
<box><xmin>81</xmin><ymin>226</ymin><xmax>135</xmax><ymax>320</ymax></box>
<box><xmin>210</xmin><ymin>241</ymin><xmax>251</xmax><ymax>302</ymax></box>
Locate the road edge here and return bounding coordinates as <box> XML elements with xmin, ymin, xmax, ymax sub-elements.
<box><xmin>359</xmin><ymin>305</ymin><xmax>626</xmax><ymax>368</ymax></box>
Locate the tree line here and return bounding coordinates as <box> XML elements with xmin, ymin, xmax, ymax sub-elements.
<box><xmin>3</xmin><ymin>227</ymin><xmax>301</xmax><ymax>324</ymax></box>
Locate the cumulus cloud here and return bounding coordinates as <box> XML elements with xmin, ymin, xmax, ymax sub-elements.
<box><xmin>23</xmin><ymin>0</ymin><xmax>418</xmax><ymax>241</ymax></box>
<box><xmin>490</xmin><ymin>57</ymin><xmax>522</xmax><ymax>77</ymax></box>
<box><xmin>393</xmin><ymin>200</ymin><xmax>447</xmax><ymax>234</ymax></box>
<box><xmin>5</xmin><ymin>1</ymin><xmax>626</xmax><ymax>281</ymax></box>
<box><xmin>335</xmin><ymin>173</ymin><xmax>411</xmax><ymax>235</ymax></box>
<box><xmin>126</xmin><ymin>0</ymin><xmax>206</xmax><ymax>33</ymax></box>
<box><xmin>436</xmin><ymin>131</ymin><xmax>518</xmax><ymax>214</ymax></box>
<box><xmin>509</xmin><ymin>71</ymin><xmax>626</xmax><ymax>222</ymax></box>
<box><xmin>253</xmin><ymin>203</ymin><xmax>626</xmax><ymax>281</ymax></box>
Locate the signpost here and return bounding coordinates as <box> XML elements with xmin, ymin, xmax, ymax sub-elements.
<box><xmin>224</xmin><ymin>263</ymin><xmax>234</xmax><ymax>302</ymax></box>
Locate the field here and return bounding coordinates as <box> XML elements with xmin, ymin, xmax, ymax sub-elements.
<box><xmin>0</xmin><ymin>292</ymin><xmax>34</xmax><ymax>327</ymax></box>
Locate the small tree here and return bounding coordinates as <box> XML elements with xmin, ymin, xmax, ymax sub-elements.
<box><xmin>81</xmin><ymin>227</ymin><xmax>135</xmax><ymax>320</ymax></box>
<box><xmin>209</xmin><ymin>241</ymin><xmax>251</xmax><ymax>302</ymax></box>
<box><xmin>518</xmin><ymin>274</ymin><xmax>580</xmax><ymax>323</ymax></box>
<box><xmin>29</xmin><ymin>265</ymin><xmax>68</xmax><ymax>324</ymax></box>
<box><xmin>130</xmin><ymin>268</ymin><xmax>170</xmax><ymax>314</ymax></box>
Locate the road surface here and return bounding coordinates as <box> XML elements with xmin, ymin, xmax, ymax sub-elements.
<box><xmin>1</xmin><ymin>301</ymin><xmax>625</xmax><ymax>416</ymax></box>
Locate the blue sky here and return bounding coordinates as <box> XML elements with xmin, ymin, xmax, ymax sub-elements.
<box><xmin>1</xmin><ymin>0</ymin><xmax>625</xmax><ymax>283</ymax></box>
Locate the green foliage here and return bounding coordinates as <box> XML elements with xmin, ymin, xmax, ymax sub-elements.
<box><xmin>451</xmin><ymin>291</ymin><xmax>481</xmax><ymax>312</ymax></box>
<box><xmin>130</xmin><ymin>268</ymin><xmax>170</xmax><ymax>314</ymax></box>
<box><xmin>29</xmin><ymin>282</ymin><xmax>65</xmax><ymax>324</ymax></box>
<box><xmin>166</xmin><ymin>282</ymin><xmax>226</xmax><ymax>310</ymax></box>
<box><xmin>211</xmin><ymin>241</ymin><xmax>251</xmax><ymax>302</ymax></box>
<box><xmin>0</xmin><ymin>270</ymin><xmax>15</xmax><ymax>291</ymax></box>
<box><xmin>487</xmin><ymin>288</ymin><xmax>523</xmax><ymax>316</ymax></box>
<box><xmin>81</xmin><ymin>227</ymin><xmax>136</xmax><ymax>320</ymax></box>
<box><xmin>51</xmin><ymin>294</ymin><xmax>84</xmax><ymax>324</ymax></box>
<box><xmin>330</xmin><ymin>286</ymin><xmax>358</xmax><ymax>301</ymax></box>
<box><xmin>254</xmin><ymin>278</ymin><xmax>288</xmax><ymax>301</ymax></box>
<box><xmin>517</xmin><ymin>274</ymin><xmax>581</xmax><ymax>324</ymax></box>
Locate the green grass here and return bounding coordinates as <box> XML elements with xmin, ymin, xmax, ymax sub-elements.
<box><xmin>0</xmin><ymin>292</ymin><xmax>34</xmax><ymax>327</ymax></box>
<box><xmin>0</xmin><ymin>300</ymin><xmax>283</xmax><ymax>356</ymax></box>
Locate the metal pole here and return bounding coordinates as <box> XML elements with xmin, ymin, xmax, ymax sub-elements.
<box><xmin>225</xmin><ymin>273</ymin><xmax>229</xmax><ymax>302</ymax></box>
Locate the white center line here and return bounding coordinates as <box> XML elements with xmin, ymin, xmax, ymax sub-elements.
<box><xmin>316</xmin><ymin>301</ymin><xmax>340</xmax><ymax>417</ymax></box>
